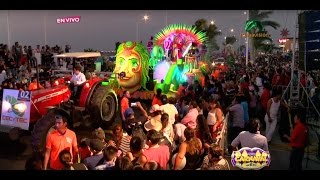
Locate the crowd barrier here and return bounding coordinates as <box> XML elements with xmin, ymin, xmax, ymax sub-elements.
<box><xmin>216</xmin><ymin>112</ymin><xmax>229</xmax><ymax>156</ymax></box>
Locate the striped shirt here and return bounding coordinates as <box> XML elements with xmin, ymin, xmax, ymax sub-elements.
<box><xmin>118</xmin><ymin>134</ymin><xmax>131</xmax><ymax>156</ymax></box>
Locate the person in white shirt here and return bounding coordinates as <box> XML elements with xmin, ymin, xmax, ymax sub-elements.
<box><xmin>70</xmin><ymin>65</ymin><xmax>86</xmax><ymax>99</ymax></box>
<box><xmin>159</xmin><ymin>95</ymin><xmax>178</xmax><ymax>125</ymax></box>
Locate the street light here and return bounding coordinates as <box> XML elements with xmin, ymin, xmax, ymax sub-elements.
<box><xmin>245</xmin><ymin>10</ymin><xmax>249</xmax><ymax>66</ymax></box>
<box><xmin>136</xmin><ymin>14</ymin><xmax>150</xmax><ymax>42</ymax></box>
<box><xmin>44</xmin><ymin>15</ymin><xmax>47</xmax><ymax>46</ymax></box>
<box><xmin>143</xmin><ymin>15</ymin><xmax>149</xmax><ymax>22</ymax></box>
<box><xmin>210</xmin><ymin>20</ymin><xmax>215</xmax><ymax>25</ymax></box>
<box><xmin>6</xmin><ymin>10</ymin><xmax>10</xmax><ymax>47</ymax></box>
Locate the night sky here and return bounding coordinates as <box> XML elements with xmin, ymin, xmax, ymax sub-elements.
<box><xmin>0</xmin><ymin>10</ymin><xmax>298</xmax><ymax>51</ymax></box>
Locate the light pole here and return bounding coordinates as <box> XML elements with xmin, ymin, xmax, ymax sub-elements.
<box><xmin>165</xmin><ymin>10</ymin><xmax>168</xmax><ymax>26</ymax></box>
<box><xmin>6</xmin><ymin>10</ymin><xmax>10</xmax><ymax>47</ymax></box>
<box><xmin>44</xmin><ymin>14</ymin><xmax>47</xmax><ymax>46</ymax></box>
<box><xmin>245</xmin><ymin>10</ymin><xmax>249</xmax><ymax>66</ymax></box>
<box><xmin>136</xmin><ymin>14</ymin><xmax>149</xmax><ymax>42</ymax></box>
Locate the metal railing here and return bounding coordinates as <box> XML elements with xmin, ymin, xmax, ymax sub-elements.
<box><xmin>216</xmin><ymin>112</ymin><xmax>229</xmax><ymax>156</ymax></box>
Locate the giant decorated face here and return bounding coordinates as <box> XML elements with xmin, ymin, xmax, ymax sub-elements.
<box><xmin>114</xmin><ymin>41</ymin><xmax>149</xmax><ymax>93</ymax></box>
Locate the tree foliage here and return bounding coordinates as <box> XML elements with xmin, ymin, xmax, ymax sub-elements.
<box><xmin>194</xmin><ymin>19</ymin><xmax>222</xmax><ymax>61</ymax></box>
<box><xmin>248</xmin><ymin>10</ymin><xmax>280</xmax><ymax>60</ymax></box>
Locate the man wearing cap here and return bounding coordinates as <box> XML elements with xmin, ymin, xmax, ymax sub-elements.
<box><xmin>123</xmin><ymin>107</ymin><xmax>139</xmax><ymax>136</ymax></box>
<box><xmin>123</xmin><ymin>104</ymin><xmax>148</xmax><ymax>136</ymax></box>
<box><xmin>43</xmin><ymin>109</ymin><xmax>78</xmax><ymax>170</ymax></box>
<box><xmin>83</xmin><ymin>139</ymin><xmax>105</xmax><ymax>170</ymax></box>
<box><xmin>144</xmin><ymin>104</ymin><xmax>162</xmax><ymax>132</ymax></box>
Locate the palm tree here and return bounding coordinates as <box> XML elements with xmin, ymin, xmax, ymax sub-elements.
<box><xmin>194</xmin><ymin>19</ymin><xmax>222</xmax><ymax>61</ymax></box>
<box><xmin>224</xmin><ymin>36</ymin><xmax>237</xmax><ymax>45</ymax></box>
<box><xmin>248</xmin><ymin>10</ymin><xmax>280</xmax><ymax>60</ymax></box>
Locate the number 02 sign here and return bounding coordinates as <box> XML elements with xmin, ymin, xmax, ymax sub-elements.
<box><xmin>18</xmin><ymin>91</ymin><xmax>31</xmax><ymax>101</ymax></box>
<box><xmin>1</xmin><ymin>89</ymin><xmax>32</xmax><ymax>130</ymax></box>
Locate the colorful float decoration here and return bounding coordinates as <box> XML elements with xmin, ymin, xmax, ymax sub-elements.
<box><xmin>108</xmin><ymin>24</ymin><xmax>209</xmax><ymax>99</ymax></box>
<box><xmin>154</xmin><ymin>24</ymin><xmax>207</xmax><ymax>63</ymax></box>
<box><xmin>153</xmin><ymin>24</ymin><xmax>208</xmax><ymax>93</ymax></box>
<box><xmin>149</xmin><ymin>45</ymin><xmax>165</xmax><ymax>70</ymax></box>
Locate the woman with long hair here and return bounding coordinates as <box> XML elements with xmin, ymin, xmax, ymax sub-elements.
<box><xmin>207</xmin><ymin>99</ymin><xmax>224</xmax><ymax>140</ymax></box>
<box><xmin>196</xmin><ymin>115</ymin><xmax>213</xmax><ymax>149</ymax></box>
<box><xmin>173</xmin><ymin>127</ymin><xmax>203</xmax><ymax>170</ymax></box>
<box><xmin>200</xmin><ymin>144</ymin><xmax>230</xmax><ymax>170</ymax></box>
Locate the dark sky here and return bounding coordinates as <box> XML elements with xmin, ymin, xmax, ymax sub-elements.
<box><xmin>0</xmin><ymin>10</ymin><xmax>298</xmax><ymax>51</ymax></box>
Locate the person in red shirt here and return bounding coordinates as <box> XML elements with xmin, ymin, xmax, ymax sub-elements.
<box><xmin>284</xmin><ymin>110</ymin><xmax>308</xmax><ymax>171</ymax></box>
<box><xmin>152</xmin><ymin>88</ymin><xmax>162</xmax><ymax>106</ymax></box>
<box><xmin>120</xmin><ymin>90</ymin><xmax>130</xmax><ymax>121</ymax></box>
<box><xmin>259</xmin><ymin>83</ymin><xmax>271</xmax><ymax>130</ymax></box>
<box><xmin>176</xmin><ymin>82</ymin><xmax>188</xmax><ymax>98</ymax></box>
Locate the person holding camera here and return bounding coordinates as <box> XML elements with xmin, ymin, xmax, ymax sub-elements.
<box><xmin>120</xmin><ymin>90</ymin><xmax>148</xmax><ymax>120</ymax></box>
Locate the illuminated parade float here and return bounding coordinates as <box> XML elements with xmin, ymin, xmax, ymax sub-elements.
<box><xmin>106</xmin><ymin>24</ymin><xmax>209</xmax><ymax>98</ymax></box>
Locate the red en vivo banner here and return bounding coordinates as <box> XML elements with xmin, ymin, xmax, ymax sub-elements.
<box><xmin>57</xmin><ymin>16</ymin><xmax>81</xmax><ymax>24</ymax></box>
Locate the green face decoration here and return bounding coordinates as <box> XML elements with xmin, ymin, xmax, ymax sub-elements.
<box><xmin>149</xmin><ymin>45</ymin><xmax>164</xmax><ymax>70</ymax></box>
<box><xmin>113</xmin><ymin>41</ymin><xmax>150</xmax><ymax>93</ymax></box>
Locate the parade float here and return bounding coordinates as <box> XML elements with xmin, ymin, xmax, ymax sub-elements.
<box><xmin>104</xmin><ymin>24</ymin><xmax>208</xmax><ymax>99</ymax></box>
<box><xmin>152</xmin><ymin>24</ymin><xmax>208</xmax><ymax>93</ymax></box>
<box><xmin>22</xmin><ymin>24</ymin><xmax>208</xmax><ymax>153</ymax></box>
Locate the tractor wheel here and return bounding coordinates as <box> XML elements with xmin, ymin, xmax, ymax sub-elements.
<box><xmin>31</xmin><ymin>109</ymin><xmax>56</xmax><ymax>153</ymax></box>
<box><xmin>89</xmin><ymin>86</ymin><xmax>117</xmax><ymax>128</ymax></box>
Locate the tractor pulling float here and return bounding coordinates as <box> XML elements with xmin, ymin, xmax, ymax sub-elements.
<box><xmin>0</xmin><ymin>24</ymin><xmax>210</xmax><ymax>153</ymax></box>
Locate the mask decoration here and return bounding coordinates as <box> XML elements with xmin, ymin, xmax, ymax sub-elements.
<box><xmin>114</xmin><ymin>41</ymin><xmax>149</xmax><ymax>93</ymax></box>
